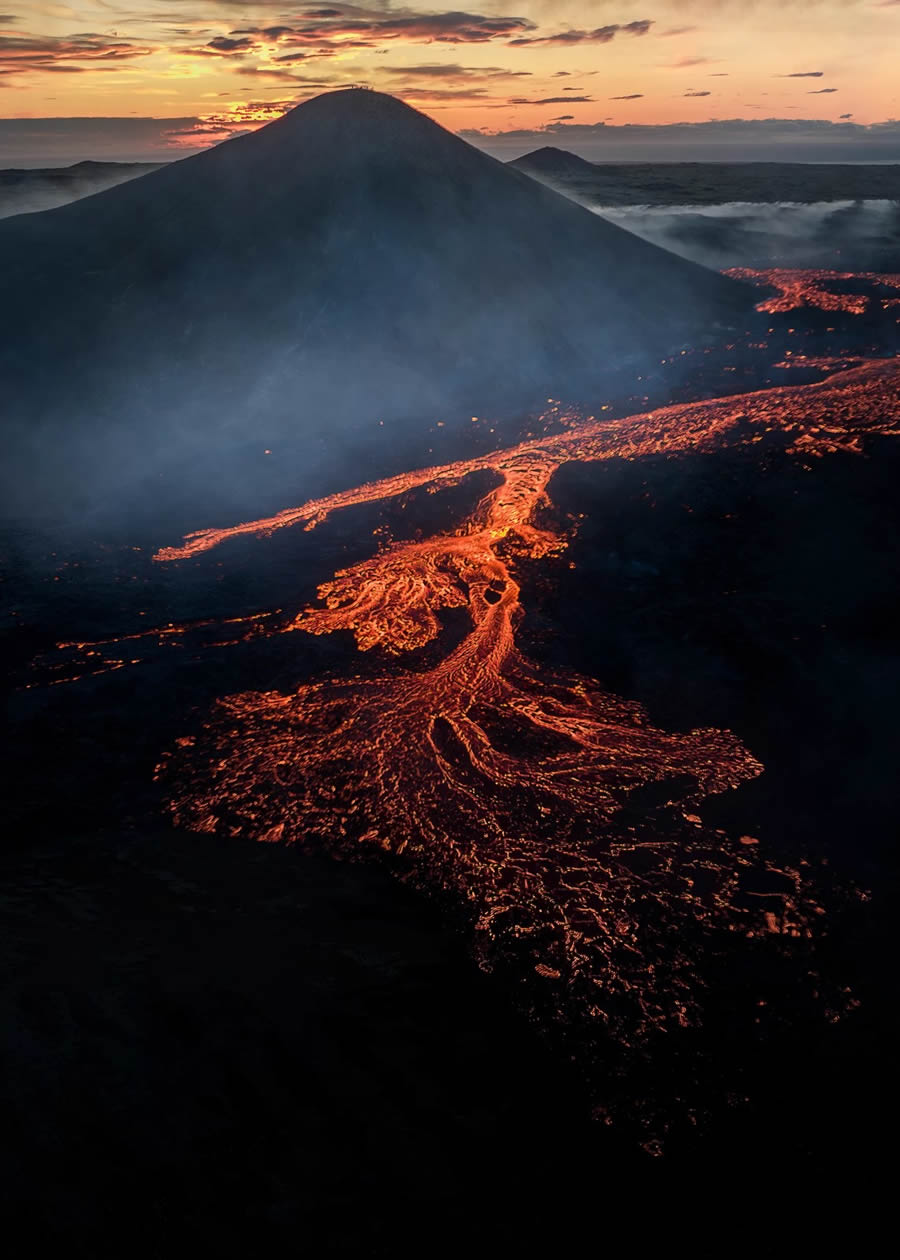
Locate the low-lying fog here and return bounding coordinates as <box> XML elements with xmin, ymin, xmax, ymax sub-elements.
<box><xmin>590</xmin><ymin>198</ymin><xmax>900</xmax><ymax>271</ymax></box>
<box><xmin>3</xmin><ymin>159</ymin><xmax>897</xmax><ymax>272</ymax></box>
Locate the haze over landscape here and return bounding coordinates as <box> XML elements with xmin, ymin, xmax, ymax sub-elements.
<box><xmin>1</xmin><ymin>5</ymin><xmax>899</xmax><ymax>1250</ymax></box>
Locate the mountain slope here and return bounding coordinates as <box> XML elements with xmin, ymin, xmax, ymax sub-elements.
<box><xmin>0</xmin><ymin>89</ymin><xmax>750</xmax><ymax>514</ymax></box>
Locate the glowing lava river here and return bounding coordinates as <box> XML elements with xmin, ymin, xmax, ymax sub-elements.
<box><xmin>31</xmin><ymin>353</ymin><xmax>900</xmax><ymax>1086</ymax></box>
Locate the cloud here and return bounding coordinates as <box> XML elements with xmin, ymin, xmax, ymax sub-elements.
<box><xmin>809</xmin><ymin>87</ymin><xmax>838</xmax><ymax>93</ymax></box>
<box><xmin>208</xmin><ymin>35</ymin><xmax>255</xmax><ymax>53</ymax></box>
<box><xmin>187</xmin><ymin>35</ymin><xmax>259</xmax><ymax>56</ymax></box>
<box><xmin>164</xmin><ymin>98</ymin><xmax>300</xmax><ymax>145</ymax></box>
<box><xmin>840</xmin><ymin>112</ymin><xmax>853</xmax><ymax>118</ymax></box>
<box><xmin>233</xmin><ymin>8</ymin><xmax>537</xmax><ymax>52</ymax></box>
<box><xmin>167</xmin><ymin>6</ymin><xmax>561</xmax><ymax>85</ymax></box>
<box><xmin>592</xmin><ymin>199</ymin><xmax>900</xmax><ymax>272</ymax></box>
<box><xmin>779</xmin><ymin>71</ymin><xmax>823</xmax><ymax>77</ymax></box>
<box><xmin>0</xmin><ymin>115</ymin><xmax>199</xmax><ymax>163</ymax></box>
<box><xmin>370</xmin><ymin>61</ymin><xmax>535</xmax><ymax>105</ymax></box>
<box><xmin>551</xmin><ymin>114</ymin><xmax>573</xmax><ymax>121</ymax></box>
<box><xmin>509</xmin><ymin>20</ymin><xmax>653</xmax><ymax>47</ymax></box>
<box><xmin>0</xmin><ymin>31</ymin><xmax>154</xmax><ymax>83</ymax></box>
<box><xmin>509</xmin><ymin>95</ymin><xmax>592</xmax><ymax>104</ymax></box>
<box><xmin>381</xmin><ymin>62</ymin><xmax>530</xmax><ymax>81</ymax></box>
<box><xmin>610</xmin><ymin>94</ymin><xmax>643</xmax><ymax>100</ymax></box>
<box><xmin>363</xmin><ymin>84</ymin><xmax>503</xmax><ymax>101</ymax></box>
<box><xmin>462</xmin><ymin>116</ymin><xmax>900</xmax><ymax>164</ymax></box>
<box><xmin>684</xmin><ymin>90</ymin><xmax>711</xmax><ymax>97</ymax></box>
<box><xmin>660</xmin><ymin>26</ymin><xmax>699</xmax><ymax>37</ymax></box>
<box><xmin>667</xmin><ymin>56</ymin><xmax>715</xmax><ymax>68</ymax></box>
<box><xmin>272</xmin><ymin>51</ymin><xmax>328</xmax><ymax>63</ymax></box>
<box><xmin>233</xmin><ymin>65</ymin><xmax>318</xmax><ymax>82</ymax></box>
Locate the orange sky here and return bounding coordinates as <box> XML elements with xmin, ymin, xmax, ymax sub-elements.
<box><xmin>1</xmin><ymin>2</ymin><xmax>898</xmax><ymax>159</ymax></box>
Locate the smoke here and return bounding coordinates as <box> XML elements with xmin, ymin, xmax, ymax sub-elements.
<box><xmin>590</xmin><ymin>198</ymin><xmax>900</xmax><ymax>269</ymax></box>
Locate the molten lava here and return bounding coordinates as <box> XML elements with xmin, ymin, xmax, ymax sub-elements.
<box><xmin>25</xmin><ymin>317</ymin><xmax>898</xmax><ymax>1071</ymax></box>
<box><xmin>726</xmin><ymin>267</ymin><xmax>900</xmax><ymax>315</ymax></box>
<box><xmin>139</xmin><ymin>357</ymin><xmax>898</xmax><ymax>1049</ymax></box>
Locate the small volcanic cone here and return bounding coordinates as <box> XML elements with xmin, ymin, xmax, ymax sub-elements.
<box><xmin>508</xmin><ymin>145</ymin><xmax>603</xmax><ymax>181</ymax></box>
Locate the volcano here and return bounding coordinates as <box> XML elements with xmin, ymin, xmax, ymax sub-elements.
<box><xmin>508</xmin><ymin>145</ymin><xmax>602</xmax><ymax>183</ymax></box>
<box><xmin>0</xmin><ymin>89</ymin><xmax>749</xmax><ymax>514</ymax></box>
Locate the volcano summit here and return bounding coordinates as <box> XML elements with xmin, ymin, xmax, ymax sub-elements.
<box><xmin>0</xmin><ymin>89</ymin><xmax>748</xmax><ymax>516</ymax></box>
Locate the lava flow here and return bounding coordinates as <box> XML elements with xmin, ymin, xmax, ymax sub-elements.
<box><xmin>145</xmin><ymin>356</ymin><xmax>900</xmax><ymax>1052</ymax></box>
<box><xmin>726</xmin><ymin>267</ymin><xmax>900</xmax><ymax>315</ymax></box>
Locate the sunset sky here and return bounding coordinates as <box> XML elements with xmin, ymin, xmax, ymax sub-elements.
<box><xmin>1</xmin><ymin>1</ymin><xmax>899</xmax><ymax>163</ymax></box>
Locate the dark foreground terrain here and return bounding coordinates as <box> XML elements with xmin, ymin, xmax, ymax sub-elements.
<box><xmin>3</xmin><ymin>323</ymin><xmax>899</xmax><ymax>1247</ymax></box>
<box><xmin>2</xmin><ymin>828</ymin><xmax>619</xmax><ymax>1255</ymax></box>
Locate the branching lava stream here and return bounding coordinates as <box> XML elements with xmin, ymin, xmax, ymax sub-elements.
<box><xmin>141</xmin><ymin>357</ymin><xmax>899</xmax><ymax>1061</ymax></box>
